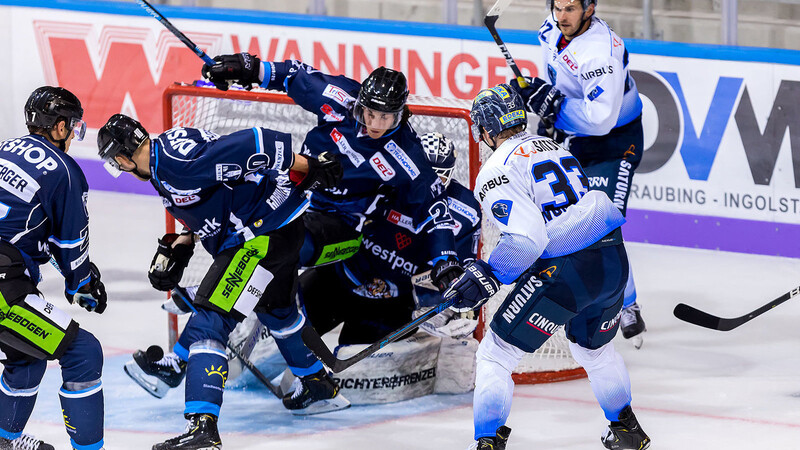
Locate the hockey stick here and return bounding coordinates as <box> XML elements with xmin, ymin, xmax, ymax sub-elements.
<box><xmin>171</xmin><ymin>286</ymin><xmax>283</xmax><ymax>398</ymax></box>
<box><xmin>302</xmin><ymin>296</ymin><xmax>457</xmax><ymax>373</ymax></box>
<box><xmin>484</xmin><ymin>0</ymin><xmax>528</xmax><ymax>88</ymax></box>
<box><xmin>135</xmin><ymin>0</ymin><xmax>216</xmax><ymax>66</ymax></box>
<box><xmin>673</xmin><ymin>285</ymin><xmax>800</xmax><ymax>331</ymax></box>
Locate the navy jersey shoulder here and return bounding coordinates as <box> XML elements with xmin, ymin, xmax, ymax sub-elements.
<box><xmin>151</xmin><ymin>127</ymin><xmax>307</xmax><ymax>256</ymax></box>
<box><xmin>0</xmin><ymin>135</ymin><xmax>92</xmax><ymax>292</ymax></box>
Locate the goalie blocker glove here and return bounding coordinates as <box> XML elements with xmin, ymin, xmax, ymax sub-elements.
<box><xmin>444</xmin><ymin>260</ymin><xmax>500</xmax><ymax>313</ymax></box>
<box><xmin>510</xmin><ymin>77</ymin><xmax>564</xmax><ymax>125</ymax></box>
<box><xmin>430</xmin><ymin>256</ymin><xmax>464</xmax><ymax>292</ymax></box>
<box><xmin>201</xmin><ymin>52</ymin><xmax>261</xmax><ymax>91</ymax></box>
<box><xmin>67</xmin><ymin>262</ymin><xmax>107</xmax><ymax>314</ymax></box>
<box><xmin>149</xmin><ymin>233</ymin><xmax>194</xmax><ymax>292</ymax></box>
<box><xmin>291</xmin><ymin>152</ymin><xmax>343</xmax><ymax>192</ymax></box>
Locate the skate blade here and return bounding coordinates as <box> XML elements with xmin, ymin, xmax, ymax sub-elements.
<box><xmin>631</xmin><ymin>335</ymin><xmax>644</xmax><ymax>350</ymax></box>
<box><xmin>124</xmin><ymin>360</ymin><xmax>171</xmax><ymax>399</ymax></box>
<box><xmin>289</xmin><ymin>393</ymin><xmax>351</xmax><ymax>416</ymax></box>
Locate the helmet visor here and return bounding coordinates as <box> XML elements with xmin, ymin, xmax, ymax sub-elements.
<box><xmin>69</xmin><ymin>117</ymin><xmax>87</xmax><ymax>141</ymax></box>
<box><xmin>470</xmin><ymin>122</ymin><xmax>483</xmax><ymax>143</ymax></box>
<box><xmin>353</xmin><ymin>103</ymin><xmax>402</xmax><ymax>131</ymax></box>
<box><xmin>103</xmin><ymin>160</ymin><xmax>123</xmax><ymax>178</ymax></box>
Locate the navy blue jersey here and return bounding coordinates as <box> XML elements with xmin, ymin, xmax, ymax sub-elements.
<box><xmin>337</xmin><ymin>181</ymin><xmax>481</xmax><ymax>299</ymax></box>
<box><xmin>0</xmin><ymin>135</ymin><xmax>92</xmax><ymax>293</ymax></box>
<box><xmin>261</xmin><ymin>60</ymin><xmax>457</xmax><ymax>263</ymax></box>
<box><xmin>150</xmin><ymin>127</ymin><xmax>308</xmax><ymax>256</ymax></box>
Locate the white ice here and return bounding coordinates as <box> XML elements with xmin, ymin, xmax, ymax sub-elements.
<box><xmin>7</xmin><ymin>191</ymin><xmax>800</xmax><ymax>449</ymax></box>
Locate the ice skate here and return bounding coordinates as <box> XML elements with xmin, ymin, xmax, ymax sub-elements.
<box><xmin>282</xmin><ymin>368</ymin><xmax>351</xmax><ymax>415</ymax></box>
<box><xmin>124</xmin><ymin>345</ymin><xmax>187</xmax><ymax>398</ymax></box>
<box><xmin>152</xmin><ymin>414</ymin><xmax>221</xmax><ymax>450</ymax></box>
<box><xmin>601</xmin><ymin>405</ymin><xmax>650</xmax><ymax>450</ymax></box>
<box><xmin>620</xmin><ymin>302</ymin><xmax>646</xmax><ymax>349</ymax></box>
<box><xmin>0</xmin><ymin>433</ymin><xmax>55</xmax><ymax>450</ymax></box>
<box><xmin>468</xmin><ymin>426</ymin><xmax>510</xmax><ymax>450</ymax></box>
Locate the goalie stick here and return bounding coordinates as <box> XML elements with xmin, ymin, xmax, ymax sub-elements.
<box><xmin>302</xmin><ymin>296</ymin><xmax>457</xmax><ymax>373</ymax></box>
<box><xmin>673</xmin><ymin>284</ymin><xmax>800</xmax><ymax>331</ymax></box>
<box><xmin>171</xmin><ymin>286</ymin><xmax>283</xmax><ymax>398</ymax></box>
<box><xmin>484</xmin><ymin>0</ymin><xmax>529</xmax><ymax>88</ymax></box>
<box><xmin>135</xmin><ymin>0</ymin><xmax>216</xmax><ymax>66</ymax></box>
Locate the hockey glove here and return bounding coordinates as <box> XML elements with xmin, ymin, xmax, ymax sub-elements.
<box><xmin>443</xmin><ymin>260</ymin><xmax>500</xmax><ymax>313</ymax></box>
<box><xmin>510</xmin><ymin>77</ymin><xmax>564</xmax><ymax>125</ymax></box>
<box><xmin>431</xmin><ymin>256</ymin><xmax>464</xmax><ymax>292</ymax></box>
<box><xmin>294</xmin><ymin>152</ymin><xmax>343</xmax><ymax>192</ymax></box>
<box><xmin>68</xmin><ymin>263</ymin><xmax>108</xmax><ymax>314</ymax></box>
<box><xmin>201</xmin><ymin>53</ymin><xmax>262</xmax><ymax>91</ymax></box>
<box><xmin>148</xmin><ymin>233</ymin><xmax>194</xmax><ymax>292</ymax></box>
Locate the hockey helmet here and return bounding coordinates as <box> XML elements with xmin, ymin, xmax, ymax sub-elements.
<box><xmin>354</xmin><ymin>67</ymin><xmax>409</xmax><ymax>131</ymax></box>
<box><xmin>97</xmin><ymin>114</ymin><xmax>149</xmax><ymax>176</ymax></box>
<box><xmin>420</xmin><ymin>132</ymin><xmax>457</xmax><ymax>188</ymax></box>
<box><xmin>470</xmin><ymin>84</ymin><xmax>527</xmax><ymax>144</ymax></box>
<box><xmin>25</xmin><ymin>86</ymin><xmax>86</xmax><ymax>141</ymax></box>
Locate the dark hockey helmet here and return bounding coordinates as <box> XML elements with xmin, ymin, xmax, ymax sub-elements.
<box><xmin>354</xmin><ymin>67</ymin><xmax>409</xmax><ymax>130</ymax></box>
<box><xmin>420</xmin><ymin>132</ymin><xmax>457</xmax><ymax>188</ymax></box>
<box><xmin>470</xmin><ymin>84</ymin><xmax>527</xmax><ymax>144</ymax></box>
<box><xmin>25</xmin><ymin>86</ymin><xmax>86</xmax><ymax>141</ymax></box>
<box><xmin>97</xmin><ymin>114</ymin><xmax>149</xmax><ymax>175</ymax></box>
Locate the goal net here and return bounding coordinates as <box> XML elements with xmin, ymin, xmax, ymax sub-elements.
<box><xmin>162</xmin><ymin>82</ymin><xmax>585</xmax><ymax>384</ymax></box>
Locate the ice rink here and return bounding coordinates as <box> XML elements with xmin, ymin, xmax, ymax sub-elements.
<box><xmin>9</xmin><ymin>190</ymin><xmax>800</xmax><ymax>449</ymax></box>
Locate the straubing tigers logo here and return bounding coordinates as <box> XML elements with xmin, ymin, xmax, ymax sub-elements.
<box><xmin>205</xmin><ymin>365</ymin><xmax>228</xmax><ymax>388</ymax></box>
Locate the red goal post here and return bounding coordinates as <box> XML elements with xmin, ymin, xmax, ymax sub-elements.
<box><xmin>162</xmin><ymin>82</ymin><xmax>585</xmax><ymax>384</ymax></box>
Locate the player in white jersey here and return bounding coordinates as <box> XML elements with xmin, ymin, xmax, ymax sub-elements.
<box><xmin>510</xmin><ymin>0</ymin><xmax>647</xmax><ymax>347</ymax></box>
<box><xmin>444</xmin><ymin>84</ymin><xmax>650</xmax><ymax>450</ymax></box>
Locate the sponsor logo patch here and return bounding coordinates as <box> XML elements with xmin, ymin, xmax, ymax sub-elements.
<box><xmin>215</xmin><ymin>164</ymin><xmax>242</xmax><ymax>181</ymax></box>
<box><xmin>330</xmin><ymin>128</ymin><xmax>365</xmax><ymax>167</ymax></box>
<box><xmin>322</xmin><ymin>84</ymin><xmax>355</xmax><ymax>107</ymax></box>
<box><xmin>499</xmin><ymin>110</ymin><xmax>525</xmax><ymax>125</ymax></box>
<box><xmin>384</xmin><ymin>141</ymin><xmax>420</xmax><ymax>180</ymax></box>
<box><xmin>369</xmin><ymin>152</ymin><xmax>396</xmax><ymax>181</ymax></box>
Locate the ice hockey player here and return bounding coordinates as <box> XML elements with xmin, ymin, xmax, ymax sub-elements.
<box><xmin>0</xmin><ymin>87</ymin><xmax>108</xmax><ymax>450</ymax></box>
<box><xmin>201</xmin><ymin>54</ymin><xmax>464</xmax><ymax>295</ymax></box>
<box><xmin>510</xmin><ymin>0</ymin><xmax>647</xmax><ymax>347</ymax></box>
<box><xmin>97</xmin><ymin>113</ymin><xmax>346</xmax><ymax>449</ymax></box>
<box><xmin>445</xmin><ymin>84</ymin><xmax>650</xmax><ymax>449</ymax></box>
<box><xmin>299</xmin><ymin>131</ymin><xmax>481</xmax><ymax>344</ymax></box>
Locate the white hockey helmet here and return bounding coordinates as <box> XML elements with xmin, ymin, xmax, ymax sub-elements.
<box><xmin>420</xmin><ymin>132</ymin><xmax>457</xmax><ymax>188</ymax></box>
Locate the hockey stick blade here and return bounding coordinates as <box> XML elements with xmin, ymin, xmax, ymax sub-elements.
<box><xmin>483</xmin><ymin>0</ymin><xmax>527</xmax><ymax>87</ymax></box>
<box><xmin>302</xmin><ymin>297</ymin><xmax>458</xmax><ymax>373</ymax></box>
<box><xmin>171</xmin><ymin>286</ymin><xmax>283</xmax><ymax>398</ymax></box>
<box><xmin>135</xmin><ymin>0</ymin><xmax>216</xmax><ymax>66</ymax></box>
<box><xmin>673</xmin><ymin>284</ymin><xmax>800</xmax><ymax>331</ymax></box>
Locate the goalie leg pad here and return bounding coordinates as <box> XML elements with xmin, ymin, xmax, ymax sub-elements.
<box><xmin>473</xmin><ymin>329</ymin><xmax>524</xmax><ymax>440</ymax></box>
<box><xmin>569</xmin><ymin>341</ymin><xmax>632</xmax><ymax>422</ymax></box>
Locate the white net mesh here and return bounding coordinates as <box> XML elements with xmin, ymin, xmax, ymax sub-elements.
<box><xmin>164</xmin><ymin>83</ymin><xmax>583</xmax><ymax>382</ymax></box>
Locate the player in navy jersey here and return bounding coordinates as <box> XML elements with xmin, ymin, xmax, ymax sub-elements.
<box><xmin>0</xmin><ymin>87</ymin><xmax>107</xmax><ymax>450</ymax></box>
<box><xmin>511</xmin><ymin>0</ymin><xmax>647</xmax><ymax>347</ymax></box>
<box><xmin>97</xmin><ymin>113</ymin><xmax>345</xmax><ymax>450</ymax></box>
<box><xmin>445</xmin><ymin>85</ymin><xmax>649</xmax><ymax>449</ymax></box>
<box><xmin>298</xmin><ymin>132</ymin><xmax>482</xmax><ymax>347</ymax></box>
<box><xmin>201</xmin><ymin>54</ymin><xmax>464</xmax><ymax>295</ymax></box>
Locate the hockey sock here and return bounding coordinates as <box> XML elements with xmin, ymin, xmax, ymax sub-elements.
<box><xmin>258</xmin><ymin>308</ymin><xmax>323</xmax><ymax>377</ymax></box>
<box><xmin>185</xmin><ymin>340</ymin><xmax>228</xmax><ymax>417</ymax></box>
<box><xmin>473</xmin><ymin>330</ymin><xmax>523</xmax><ymax>440</ymax></box>
<box><xmin>569</xmin><ymin>342</ymin><xmax>631</xmax><ymax>421</ymax></box>
<box><xmin>622</xmin><ymin>259</ymin><xmax>637</xmax><ymax>309</ymax></box>
<box><xmin>0</xmin><ymin>359</ymin><xmax>46</xmax><ymax>440</ymax></box>
<box><xmin>59</xmin><ymin>328</ymin><xmax>104</xmax><ymax>450</ymax></box>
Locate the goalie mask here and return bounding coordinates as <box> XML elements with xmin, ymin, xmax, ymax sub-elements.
<box><xmin>354</xmin><ymin>67</ymin><xmax>409</xmax><ymax>132</ymax></box>
<box><xmin>25</xmin><ymin>86</ymin><xmax>86</xmax><ymax>146</ymax></box>
<box><xmin>420</xmin><ymin>132</ymin><xmax>457</xmax><ymax>188</ymax></box>
<box><xmin>97</xmin><ymin>114</ymin><xmax>149</xmax><ymax>178</ymax></box>
<box><xmin>470</xmin><ymin>84</ymin><xmax>527</xmax><ymax>149</ymax></box>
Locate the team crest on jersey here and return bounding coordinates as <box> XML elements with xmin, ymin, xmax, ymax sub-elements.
<box><xmin>353</xmin><ymin>278</ymin><xmax>399</xmax><ymax>299</ymax></box>
<box><xmin>491</xmin><ymin>200</ymin><xmax>513</xmax><ymax>225</ymax></box>
<box><xmin>215</xmin><ymin>164</ymin><xmax>242</xmax><ymax>181</ymax></box>
<box><xmin>369</xmin><ymin>152</ymin><xmax>395</xmax><ymax>181</ymax></box>
<box><xmin>588</xmin><ymin>86</ymin><xmax>605</xmax><ymax>101</ymax></box>
<box><xmin>246</xmin><ymin>153</ymin><xmax>271</xmax><ymax>174</ymax></box>
<box><xmin>547</xmin><ymin>65</ymin><xmax>557</xmax><ymax>84</ymax></box>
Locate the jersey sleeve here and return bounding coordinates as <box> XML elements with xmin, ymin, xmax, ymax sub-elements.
<box><xmin>260</xmin><ymin>60</ymin><xmax>361</xmax><ymax>121</ymax></box>
<box><xmin>478</xmin><ymin>163</ymin><xmax>549</xmax><ymax>282</ymax></box>
<box><xmin>554</xmin><ymin>54</ymin><xmax>625</xmax><ymax>135</ymax></box>
<box><xmin>43</xmin><ymin>167</ymin><xmax>92</xmax><ymax>294</ymax></box>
